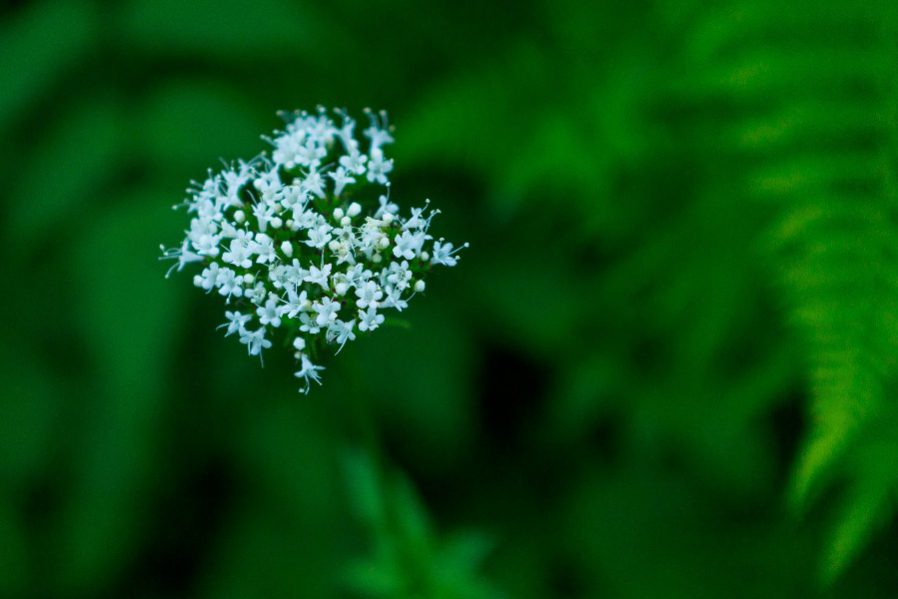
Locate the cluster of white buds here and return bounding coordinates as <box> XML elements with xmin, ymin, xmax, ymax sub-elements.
<box><xmin>161</xmin><ymin>108</ymin><xmax>466</xmax><ymax>392</ymax></box>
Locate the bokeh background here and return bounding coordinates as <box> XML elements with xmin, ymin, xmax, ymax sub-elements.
<box><xmin>3</xmin><ymin>0</ymin><xmax>898</xmax><ymax>596</ymax></box>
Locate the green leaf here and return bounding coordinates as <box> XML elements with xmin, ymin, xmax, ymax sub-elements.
<box><xmin>818</xmin><ymin>404</ymin><xmax>898</xmax><ymax>582</ymax></box>
<box><xmin>0</xmin><ymin>0</ymin><xmax>95</xmax><ymax>134</ymax></box>
<box><xmin>140</xmin><ymin>82</ymin><xmax>264</xmax><ymax>172</ymax></box>
<box><xmin>343</xmin><ymin>449</ymin><xmax>386</xmax><ymax>531</ymax></box>
<box><xmin>7</xmin><ymin>96</ymin><xmax>125</xmax><ymax>252</ymax></box>
<box><xmin>344</xmin><ymin>559</ymin><xmax>403</xmax><ymax>597</ymax></box>
<box><xmin>0</xmin><ymin>346</ymin><xmax>61</xmax><ymax>483</ymax></box>
<box><xmin>438</xmin><ymin>532</ymin><xmax>495</xmax><ymax>576</ymax></box>
<box><xmin>823</xmin><ymin>481</ymin><xmax>892</xmax><ymax>584</ymax></box>
<box><xmin>55</xmin><ymin>189</ymin><xmax>188</xmax><ymax>590</ymax></box>
<box><xmin>343</xmin><ymin>450</ymin><xmax>501</xmax><ymax>599</ymax></box>
<box><xmin>350</xmin><ymin>301</ymin><xmax>476</xmax><ymax>468</ymax></box>
<box><xmin>0</xmin><ymin>500</ymin><xmax>28</xmax><ymax>597</ymax></box>
<box><xmin>116</xmin><ymin>0</ymin><xmax>331</xmax><ymax>61</ymax></box>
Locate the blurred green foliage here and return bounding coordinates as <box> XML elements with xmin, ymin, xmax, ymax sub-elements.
<box><xmin>3</xmin><ymin>0</ymin><xmax>898</xmax><ymax>596</ymax></box>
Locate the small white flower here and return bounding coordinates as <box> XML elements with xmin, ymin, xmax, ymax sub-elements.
<box><xmin>302</xmin><ymin>169</ymin><xmax>326</xmax><ymax>198</ymax></box>
<box><xmin>392</xmin><ymin>231</ymin><xmax>420</xmax><ymax>260</ymax></box>
<box><xmin>295</xmin><ymin>139</ymin><xmax>326</xmax><ymax>168</ymax></box>
<box><xmin>363</xmin><ymin>110</ymin><xmax>394</xmax><ymax>152</ymax></box>
<box><xmin>252</xmin><ymin>233</ymin><xmax>277</xmax><ymax>264</ymax></box>
<box><xmin>223</xmin><ymin>168</ymin><xmax>249</xmax><ymax>208</ymax></box>
<box><xmin>299</xmin><ymin>312</ymin><xmax>321</xmax><ymax>334</ymax></box>
<box><xmin>257</xmin><ymin>295</ymin><xmax>283</xmax><ymax>328</ymax></box>
<box><xmin>240</xmin><ymin>327</ymin><xmax>272</xmax><ymax>357</ymax></box>
<box><xmin>246</xmin><ymin>281</ymin><xmax>267</xmax><ymax>304</ymax></box>
<box><xmin>358</xmin><ymin>305</ymin><xmax>384</xmax><ymax>332</ymax></box>
<box><xmin>381</xmin><ymin>286</ymin><xmax>409</xmax><ymax>312</ymax></box>
<box><xmin>253</xmin><ymin>168</ymin><xmax>282</xmax><ymax>198</ymax></box>
<box><xmin>328</xmin><ymin>319</ymin><xmax>356</xmax><ymax>351</ymax></box>
<box><xmin>193</xmin><ymin>233</ymin><xmax>221</xmax><ymax>257</ymax></box>
<box><xmin>196</xmin><ymin>262</ymin><xmax>221</xmax><ymax>292</ymax></box>
<box><xmin>284</xmin><ymin>258</ymin><xmax>307</xmax><ymax>283</ymax></box>
<box><xmin>160</xmin><ymin>239</ymin><xmax>204</xmax><ymax>277</ymax></box>
<box><xmin>329</xmin><ymin>167</ymin><xmax>355</xmax><ymax>197</ymax></box>
<box><xmin>339</xmin><ymin>150</ymin><xmax>367</xmax><ymax>175</ymax></box>
<box><xmin>355</xmin><ymin>280</ymin><xmax>383</xmax><ymax>309</ymax></box>
<box><xmin>375</xmin><ymin>194</ymin><xmax>399</xmax><ymax>218</ymax></box>
<box><xmin>268</xmin><ymin>264</ymin><xmax>290</xmax><ymax>289</ymax></box>
<box><xmin>403</xmin><ymin>206</ymin><xmax>432</xmax><ymax>231</ymax></box>
<box><xmin>314</xmin><ymin>297</ymin><xmax>340</xmax><ymax>327</ymax></box>
<box><xmin>294</xmin><ymin>354</ymin><xmax>324</xmax><ymax>392</ymax></box>
<box><xmin>385</xmin><ymin>260</ymin><xmax>412</xmax><ymax>291</ymax></box>
<box><xmin>285</xmin><ymin>288</ymin><xmax>309</xmax><ymax>318</ymax></box>
<box><xmin>304</xmin><ymin>263</ymin><xmax>332</xmax><ymax>290</ymax></box>
<box><xmin>252</xmin><ymin>201</ymin><xmax>274</xmax><ymax>232</ymax></box>
<box><xmin>431</xmin><ymin>240</ymin><xmax>465</xmax><ymax>267</ymax></box>
<box><xmin>366</xmin><ymin>148</ymin><xmax>393</xmax><ymax>184</ymax></box>
<box><xmin>345</xmin><ymin>264</ymin><xmax>372</xmax><ymax>287</ymax></box>
<box><xmin>222</xmin><ymin>238</ymin><xmax>253</xmax><ymax>269</ymax></box>
<box><xmin>217</xmin><ymin>268</ymin><xmax>244</xmax><ymax>298</ymax></box>
<box><xmin>280</xmin><ymin>185</ymin><xmax>306</xmax><ymax>211</ymax></box>
<box><xmin>306</xmin><ymin>223</ymin><xmax>333</xmax><ymax>249</ymax></box>
<box><xmin>221</xmin><ymin>310</ymin><xmax>251</xmax><ymax>337</ymax></box>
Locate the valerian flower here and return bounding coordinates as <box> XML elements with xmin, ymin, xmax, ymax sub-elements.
<box><xmin>161</xmin><ymin>107</ymin><xmax>466</xmax><ymax>392</ymax></box>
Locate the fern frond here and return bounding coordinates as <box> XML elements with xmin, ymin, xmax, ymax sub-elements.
<box><xmin>677</xmin><ymin>0</ymin><xmax>898</xmax><ymax>580</ymax></box>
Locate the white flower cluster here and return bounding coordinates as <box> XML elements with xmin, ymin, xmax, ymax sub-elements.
<box><xmin>161</xmin><ymin>108</ymin><xmax>466</xmax><ymax>392</ymax></box>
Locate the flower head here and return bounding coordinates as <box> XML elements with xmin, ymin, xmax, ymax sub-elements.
<box><xmin>161</xmin><ymin>108</ymin><xmax>466</xmax><ymax>392</ymax></box>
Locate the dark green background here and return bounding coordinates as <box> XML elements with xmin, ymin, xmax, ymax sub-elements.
<box><xmin>3</xmin><ymin>0</ymin><xmax>898</xmax><ymax>596</ymax></box>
